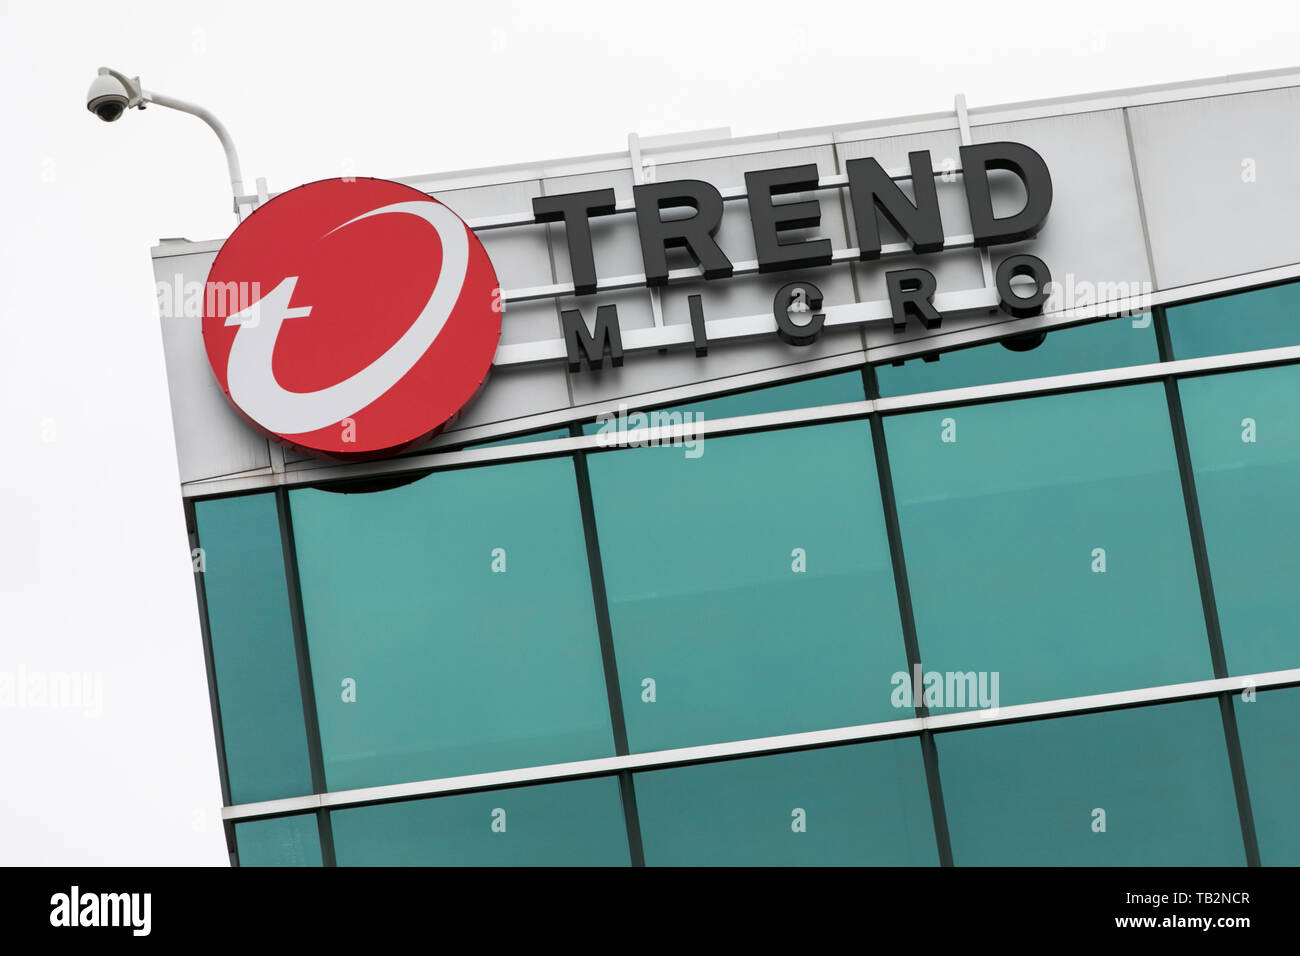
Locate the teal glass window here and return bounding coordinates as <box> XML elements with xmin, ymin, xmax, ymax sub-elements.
<box><xmin>289</xmin><ymin>458</ymin><xmax>615</xmax><ymax>792</ymax></box>
<box><xmin>582</xmin><ymin>371</ymin><xmax>865</xmax><ymax>435</ymax></box>
<box><xmin>194</xmin><ymin>493</ymin><xmax>313</xmax><ymax>804</ymax></box>
<box><xmin>1233</xmin><ymin>686</ymin><xmax>1300</xmax><ymax>865</ymax></box>
<box><xmin>1166</xmin><ymin>281</ymin><xmax>1300</xmax><ymax>359</ymax></box>
<box><xmin>235</xmin><ymin>814</ymin><xmax>322</xmax><ymax>867</ymax></box>
<box><xmin>884</xmin><ymin>385</ymin><xmax>1211</xmax><ymax>709</ymax></box>
<box><xmin>938</xmin><ymin>700</ymin><xmax>1245</xmax><ymax>865</ymax></box>
<box><xmin>331</xmin><ymin>776</ymin><xmax>629</xmax><ymax>866</ymax></box>
<box><xmin>633</xmin><ymin>739</ymin><xmax>938</xmax><ymax>866</ymax></box>
<box><xmin>1179</xmin><ymin>364</ymin><xmax>1300</xmax><ymax>674</ymax></box>
<box><xmin>585</xmin><ymin>421</ymin><xmax>909</xmax><ymax>753</ymax></box>
<box><xmin>875</xmin><ymin>315</ymin><xmax>1158</xmax><ymax>398</ymax></box>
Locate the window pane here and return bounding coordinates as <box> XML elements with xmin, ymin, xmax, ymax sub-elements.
<box><xmin>586</xmin><ymin>421</ymin><xmax>909</xmax><ymax>753</ymax></box>
<box><xmin>1179</xmin><ymin>364</ymin><xmax>1300</xmax><ymax>674</ymax></box>
<box><xmin>582</xmin><ymin>371</ymin><xmax>865</xmax><ymax>435</ymax></box>
<box><xmin>1234</xmin><ymin>686</ymin><xmax>1300</xmax><ymax>865</ymax></box>
<box><xmin>633</xmin><ymin>739</ymin><xmax>938</xmax><ymax>866</ymax></box>
<box><xmin>1166</xmin><ymin>281</ymin><xmax>1300</xmax><ymax>359</ymax></box>
<box><xmin>885</xmin><ymin>385</ymin><xmax>1211</xmax><ymax>709</ymax></box>
<box><xmin>194</xmin><ymin>494</ymin><xmax>313</xmax><ymax>804</ymax></box>
<box><xmin>876</xmin><ymin>316</ymin><xmax>1157</xmax><ymax>398</ymax></box>
<box><xmin>235</xmin><ymin>814</ymin><xmax>322</xmax><ymax>867</ymax></box>
<box><xmin>331</xmin><ymin>776</ymin><xmax>629</xmax><ymax>866</ymax></box>
<box><xmin>938</xmin><ymin>700</ymin><xmax>1245</xmax><ymax>865</ymax></box>
<box><xmin>290</xmin><ymin>458</ymin><xmax>615</xmax><ymax>791</ymax></box>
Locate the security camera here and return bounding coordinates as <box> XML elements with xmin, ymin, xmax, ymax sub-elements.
<box><xmin>86</xmin><ymin>67</ymin><xmax>142</xmax><ymax>123</ymax></box>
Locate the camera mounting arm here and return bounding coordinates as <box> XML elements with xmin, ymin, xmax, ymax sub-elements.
<box><xmin>90</xmin><ymin>67</ymin><xmax>248</xmax><ymax>222</ymax></box>
<box><xmin>140</xmin><ymin>87</ymin><xmax>246</xmax><ymax>218</ymax></box>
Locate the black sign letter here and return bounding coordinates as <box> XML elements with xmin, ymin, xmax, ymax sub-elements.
<box><xmin>995</xmin><ymin>254</ymin><xmax>1052</xmax><ymax>318</ymax></box>
<box><xmin>960</xmin><ymin>142</ymin><xmax>1053</xmax><ymax>246</ymax></box>
<box><xmin>745</xmin><ymin>164</ymin><xmax>833</xmax><ymax>273</ymax></box>
<box><xmin>772</xmin><ymin>281</ymin><xmax>826</xmax><ymax>346</ymax></box>
<box><xmin>885</xmin><ymin>268</ymin><xmax>942</xmax><ymax>333</ymax></box>
<box><xmin>532</xmin><ymin>189</ymin><xmax>617</xmax><ymax>296</ymax></box>
<box><xmin>561</xmin><ymin>303</ymin><xmax>624</xmax><ymax>371</ymax></box>
<box><xmin>633</xmin><ymin>180</ymin><xmax>733</xmax><ymax>286</ymax></box>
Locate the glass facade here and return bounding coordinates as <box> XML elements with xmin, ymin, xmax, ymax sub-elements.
<box><xmin>938</xmin><ymin>700</ymin><xmax>1244</xmax><ymax>866</ymax></box>
<box><xmin>886</xmin><ymin>384</ymin><xmax>1210</xmax><ymax>709</ymax></box>
<box><xmin>289</xmin><ymin>457</ymin><xmax>615</xmax><ymax>792</ymax></box>
<box><xmin>586</xmin><ymin>421</ymin><xmax>906</xmax><ymax>752</ymax></box>
<box><xmin>633</xmin><ymin>739</ymin><xmax>938</xmax><ymax>866</ymax></box>
<box><xmin>203</xmin><ymin>281</ymin><xmax>1300</xmax><ymax>867</ymax></box>
<box><xmin>194</xmin><ymin>493</ymin><xmax>314</xmax><ymax>805</ymax></box>
<box><xmin>234</xmin><ymin>814</ymin><xmax>323</xmax><ymax>868</ymax></box>
<box><xmin>331</xmin><ymin>777</ymin><xmax>630</xmax><ymax>867</ymax></box>
<box><xmin>1178</xmin><ymin>364</ymin><xmax>1300</xmax><ymax>675</ymax></box>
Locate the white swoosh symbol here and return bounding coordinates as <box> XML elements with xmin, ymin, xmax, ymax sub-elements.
<box><xmin>222</xmin><ymin>200</ymin><xmax>469</xmax><ymax>434</ymax></box>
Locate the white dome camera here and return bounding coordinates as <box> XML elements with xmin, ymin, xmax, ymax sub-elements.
<box><xmin>86</xmin><ymin>67</ymin><xmax>142</xmax><ymax>123</ymax></box>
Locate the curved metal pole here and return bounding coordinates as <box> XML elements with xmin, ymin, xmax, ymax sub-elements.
<box><xmin>141</xmin><ymin>89</ymin><xmax>245</xmax><ymax>220</ymax></box>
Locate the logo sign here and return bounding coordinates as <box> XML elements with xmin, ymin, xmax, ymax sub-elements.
<box><xmin>202</xmin><ymin>178</ymin><xmax>500</xmax><ymax>460</ymax></box>
<box><xmin>199</xmin><ymin>145</ymin><xmax>1055</xmax><ymax>462</ymax></box>
<box><xmin>542</xmin><ymin>143</ymin><xmax>1055</xmax><ymax>372</ymax></box>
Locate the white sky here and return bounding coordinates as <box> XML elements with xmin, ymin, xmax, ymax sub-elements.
<box><xmin>0</xmin><ymin>0</ymin><xmax>1296</xmax><ymax>865</ymax></box>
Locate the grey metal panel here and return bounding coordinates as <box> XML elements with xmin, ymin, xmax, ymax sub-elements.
<box><xmin>971</xmin><ymin>109</ymin><xmax>1153</xmax><ymax>300</ymax></box>
<box><xmin>437</xmin><ymin>180</ymin><xmax>559</xmax><ymax>346</ymax></box>
<box><xmin>835</xmin><ymin>127</ymin><xmax>962</xmax><ymax>170</ymax></box>
<box><xmin>569</xmin><ymin>329</ymin><xmax>864</xmax><ymax>409</ymax></box>
<box><xmin>1128</xmin><ymin>87</ymin><xmax>1300</xmax><ymax>288</ymax></box>
<box><xmin>152</xmin><ymin>250</ymin><xmax>272</xmax><ymax>482</ymax></box>
<box><xmin>281</xmin><ymin>362</ymin><xmax>574</xmax><ymax>460</ymax></box>
<box><xmin>439</xmin><ymin>362</ymin><xmax>572</xmax><ymax>435</ymax></box>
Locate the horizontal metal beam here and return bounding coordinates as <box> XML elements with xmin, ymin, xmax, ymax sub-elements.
<box><xmin>222</xmin><ymin>667</ymin><xmax>1300</xmax><ymax>822</ymax></box>
<box><xmin>493</xmin><ymin>258</ymin><xmax>1300</xmax><ymax>369</ymax></box>
<box><xmin>495</xmin><ymin>282</ymin><xmax>998</xmax><ymax>367</ymax></box>
<box><xmin>498</xmin><ymin>234</ymin><xmax>979</xmax><ymax>305</ymax></box>
<box><xmin>464</xmin><ymin>161</ymin><xmax>949</xmax><ymax>232</ymax></box>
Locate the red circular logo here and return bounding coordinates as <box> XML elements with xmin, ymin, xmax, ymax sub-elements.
<box><xmin>202</xmin><ymin>178</ymin><xmax>500</xmax><ymax>460</ymax></box>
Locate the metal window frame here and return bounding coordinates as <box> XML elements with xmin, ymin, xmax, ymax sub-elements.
<box><xmin>861</xmin><ymin>364</ymin><xmax>955</xmax><ymax>866</ymax></box>
<box><xmin>1152</xmin><ymin>306</ymin><xmax>1261</xmax><ymax>865</ymax></box>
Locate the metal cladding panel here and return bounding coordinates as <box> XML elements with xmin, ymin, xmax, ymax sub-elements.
<box><xmin>436</xmin><ymin>362</ymin><xmax>572</xmax><ymax>435</ymax></box>
<box><xmin>971</xmin><ymin>109</ymin><xmax>1153</xmax><ymax>308</ymax></box>
<box><xmin>1128</xmin><ymin>87</ymin><xmax>1300</xmax><ymax>288</ymax></box>
<box><xmin>152</xmin><ymin>248</ymin><xmax>272</xmax><ymax>483</ymax></box>
<box><xmin>437</xmin><ymin>179</ymin><xmax>559</xmax><ymax>346</ymax></box>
